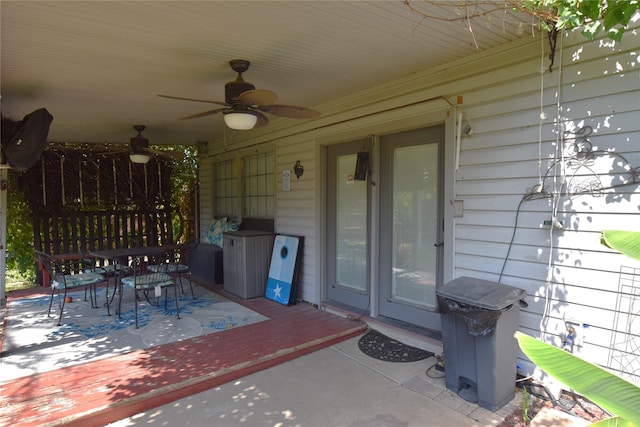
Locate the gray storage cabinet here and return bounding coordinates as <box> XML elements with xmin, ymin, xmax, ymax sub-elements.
<box><xmin>223</xmin><ymin>230</ymin><xmax>275</xmax><ymax>299</ymax></box>
<box><xmin>436</xmin><ymin>276</ymin><xmax>526</xmax><ymax>411</ymax></box>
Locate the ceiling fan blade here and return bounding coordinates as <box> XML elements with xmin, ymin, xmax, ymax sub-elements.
<box><xmin>258</xmin><ymin>104</ymin><xmax>321</xmax><ymax>119</ymax></box>
<box><xmin>253</xmin><ymin>110</ymin><xmax>269</xmax><ymax>128</ymax></box>
<box><xmin>158</xmin><ymin>94</ymin><xmax>227</xmax><ymax>106</ymax></box>
<box><xmin>239</xmin><ymin>89</ymin><xmax>278</xmax><ymax>106</ymax></box>
<box><xmin>142</xmin><ymin>147</ymin><xmax>183</xmax><ymax>160</ymax></box>
<box><xmin>179</xmin><ymin>107</ymin><xmax>227</xmax><ymax>120</ymax></box>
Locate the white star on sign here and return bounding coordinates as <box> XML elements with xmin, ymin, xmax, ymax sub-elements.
<box><xmin>274</xmin><ymin>284</ymin><xmax>282</xmax><ymax>299</ymax></box>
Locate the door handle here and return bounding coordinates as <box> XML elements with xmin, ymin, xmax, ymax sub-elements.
<box><xmin>434</xmin><ymin>242</ymin><xmax>444</xmax><ymax>247</ymax></box>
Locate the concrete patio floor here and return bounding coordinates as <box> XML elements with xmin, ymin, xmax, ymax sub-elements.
<box><xmin>106</xmin><ymin>323</ymin><xmax>521</xmax><ymax>427</ymax></box>
<box><xmin>0</xmin><ymin>284</ymin><xmax>520</xmax><ymax>427</ymax></box>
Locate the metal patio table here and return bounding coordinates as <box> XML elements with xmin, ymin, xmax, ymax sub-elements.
<box><xmin>90</xmin><ymin>246</ymin><xmax>167</xmax><ymax>316</ymax></box>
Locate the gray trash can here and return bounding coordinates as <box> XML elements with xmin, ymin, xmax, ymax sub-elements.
<box><xmin>437</xmin><ymin>276</ymin><xmax>526</xmax><ymax>411</ymax></box>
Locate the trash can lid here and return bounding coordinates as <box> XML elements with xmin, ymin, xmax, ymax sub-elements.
<box><xmin>436</xmin><ymin>276</ymin><xmax>527</xmax><ymax>310</ymax></box>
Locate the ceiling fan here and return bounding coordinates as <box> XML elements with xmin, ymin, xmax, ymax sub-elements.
<box><xmin>128</xmin><ymin>125</ymin><xmax>182</xmax><ymax>163</ymax></box>
<box><xmin>158</xmin><ymin>59</ymin><xmax>321</xmax><ymax>130</ymax></box>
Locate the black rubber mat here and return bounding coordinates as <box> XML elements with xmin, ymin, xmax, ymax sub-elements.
<box><xmin>357</xmin><ymin>329</ymin><xmax>434</xmax><ymax>362</ymax></box>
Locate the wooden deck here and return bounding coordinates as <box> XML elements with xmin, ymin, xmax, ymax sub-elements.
<box><xmin>0</xmin><ymin>283</ymin><xmax>367</xmax><ymax>427</ymax></box>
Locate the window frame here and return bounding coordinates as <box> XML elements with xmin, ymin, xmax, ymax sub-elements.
<box><xmin>212</xmin><ymin>151</ymin><xmax>275</xmax><ymax>220</ymax></box>
<box><xmin>242</xmin><ymin>151</ymin><xmax>275</xmax><ymax>219</ymax></box>
<box><xmin>212</xmin><ymin>158</ymin><xmax>240</xmax><ymax>219</ymax></box>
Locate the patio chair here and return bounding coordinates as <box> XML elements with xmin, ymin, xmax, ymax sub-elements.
<box><xmin>147</xmin><ymin>241</ymin><xmax>197</xmax><ymax>299</ymax></box>
<box><xmin>79</xmin><ymin>248</ymin><xmax>132</xmax><ymax>315</ymax></box>
<box><xmin>120</xmin><ymin>254</ymin><xmax>180</xmax><ymax>328</ymax></box>
<box><xmin>35</xmin><ymin>250</ymin><xmax>108</xmax><ymax>326</ymax></box>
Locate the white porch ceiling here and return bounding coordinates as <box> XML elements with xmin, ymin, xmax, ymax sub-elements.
<box><xmin>1</xmin><ymin>1</ymin><xmax>532</xmax><ymax>146</ymax></box>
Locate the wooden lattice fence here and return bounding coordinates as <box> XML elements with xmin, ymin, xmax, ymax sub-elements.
<box><xmin>24</xmin><ymin>145</ymin><xmax>176</xmax><ymax>268</ymax></box>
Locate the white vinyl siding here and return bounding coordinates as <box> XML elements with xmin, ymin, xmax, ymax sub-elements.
<box><xmin>198</xmin><ymin>25</ymin><xmax>640</xmax><ymax>384</ymax></box>
<box><xmin>275</xmin><ymin>138</ymin><xmax>317</xmax><ymax>303</ymax></box>
<box><xmin>452</xmin><ymin>30</ymin><xmax>640</xmax><ymax>381</ymax></box>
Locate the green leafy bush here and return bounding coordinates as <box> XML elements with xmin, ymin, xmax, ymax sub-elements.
<box><xmin>521</xmin><ymin>0</ymin><xmax>640</xmax><ymax>41</ymax></box>
<box><xmin>516</xmin><ymin>229</ymin><xmax>640</xmax><ymax>425</ymax></box>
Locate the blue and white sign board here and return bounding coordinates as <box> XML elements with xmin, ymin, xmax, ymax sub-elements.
<box><xmin>265</xmin><ymin>235</ymin><xmax>302</xmax><ymax>305</ymax></box>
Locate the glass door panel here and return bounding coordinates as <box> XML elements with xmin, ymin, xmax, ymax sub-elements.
<box><xmin>336</xmin><ymin>154</ymin><xmax>368</xmax><ymax>292</ymax></box>
<box><xmin>326</xmin><ymin>139</ymin><xmax>370</xmax><ymax>310</ymax></box>
<box><xmin>378</xmin><ymin>126</ymin><xmax>443</xmax><ymax>330</ymax></box>
<box><xmin>391</xmin><ymin>144</ymin><xmax>438</xmax><ymax>308</ymax></box>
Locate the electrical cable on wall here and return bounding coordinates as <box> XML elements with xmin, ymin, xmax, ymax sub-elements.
<box><xmin>535</xmin><ymin>31</ymin><xmax>546</xmax><ymax>193</ymax></box>
<box><xmin>500</xmin><ymin>29</ymin><xmax>553</xmax><ymax>286</ymax></box>
<box><xmin>495</xmin><ymin>27</ymin><xmax>640</xmax><ymax>360</ymax></box>
<box><xmin>498</xmin><ymin>196</ymin><xmax>526</xmax><ymax>284</ymax></box>
<box><xmin>541</xmin><ymin>30</ymin><xmax>566</xmax><ymax>341</ymax></box>
<box><xmin>498</xmin><ymin>29</ymin><xmax>566</xmax><ymax>344</ymax></box>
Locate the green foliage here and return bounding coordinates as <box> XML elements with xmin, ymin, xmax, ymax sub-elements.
<box><xmin>169</xmin><ymin>145</ymin><xmax>198</xmax><ymax>200</ymax></box>
<box><xmin>167</xmin><ymin>145</ymin><xmax>198</xmax><ymax>243</ymax></box>
<box><xmin>601</xmin><ymin>230</ymin><xmax>640</xmax><ymax>261</ymax></box>
<box><xmin>590</xmin><ymin>417</ymin><xmax>638</xmax><ymax>426</ymax></box>
<box><xmin>520</xmin><ymin>385</ymin><xmax>532</xmax><ymax>424</ymax></box>
<box><xmin>522</xmin><ymin>0</ymin><xmax>640</xmax><ymax>41</ymax></box>
<box><xmin>514</xmin><ymin>230</ymin><xmax>640</xmax><ymax>425</ymax></box>
<box><xmin>6</xmin><ymin>171</ymin><xmax>35</xmax><ymax>282</ymax></box>
<box><xmin>515</xmin><ymin>332</ymin><xmax>640</xmax><ymax>426</ymax></box>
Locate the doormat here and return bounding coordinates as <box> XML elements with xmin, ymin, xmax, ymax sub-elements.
<box><xmin>358</xmin><ymin>329</ymin><xmax>434</xmax><ymax>362</ymax></box>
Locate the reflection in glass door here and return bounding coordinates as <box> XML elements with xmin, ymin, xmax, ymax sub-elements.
<box><xmin>379</xmin><ymin>126</ymin><xmax>443</xmax><ymax>329</ymax></box>
<box><xmin>326</xmin><ymin>139</ymin><xmax>370</xmax><ymax>311</ymax></box>
<box><xmin>336</xmin><ymin>154</ymin><xmax>368</xmax><ymax>291</ymax></box>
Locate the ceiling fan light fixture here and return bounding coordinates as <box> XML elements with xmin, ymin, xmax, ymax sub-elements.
<box><xmin>223</xmin><ymin>112</ymin><xmax>258</xmax><ymax>130</ymax></box>
<box><xmin>160</xmin><ymin>60</ymin><xmax>319</xmax><ymax>128</ymax></box>
<box><xmin>129</xmin><ymin>153</ymin><xmax>151</xmax><ymax>164</ymax></box>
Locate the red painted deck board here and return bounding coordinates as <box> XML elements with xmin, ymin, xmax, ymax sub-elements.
<box><xmin>1</xmin><ymin>284</ymin><xmax>366</xmax><ymax>427</ymax></box>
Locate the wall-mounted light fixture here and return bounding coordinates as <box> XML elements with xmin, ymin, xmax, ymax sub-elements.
<box><xmin>461</xmin><ymin>120</ymin><xmax>473</xmax><ymax>136</ymax></box>
<box><xmin>293</xmin><ymin>160</ymin><xmax>304</xmax><ymax>179</ymax></box>
<box><xmin>354</xmin><ymin>152</ymin><xmax>369</xmax><ymax>181</ymax></box>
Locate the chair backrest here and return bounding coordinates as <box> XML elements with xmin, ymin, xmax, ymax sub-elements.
<box><xmin>128</xmin><ymin>254</ymin><xmax>174</xmax><ymax>288</ymax></box>
<box><xmin>177</xmin><ymin>241</ymin><xmax>197</xmax><ymax>266</ymax></box>
<box><xmin>128</xmin><ymin>254</ymin><xmax>147</xmax><ymax>275</ymax></box>
<box><xmin>159</xmin><ymin>242</ymin><xmax>196</xmax><ymax>267</ymax></box>
<box><xmin>35</xmin><ymin>250</ymin><xmax>64</xmax><ymax>285</ymax></box>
